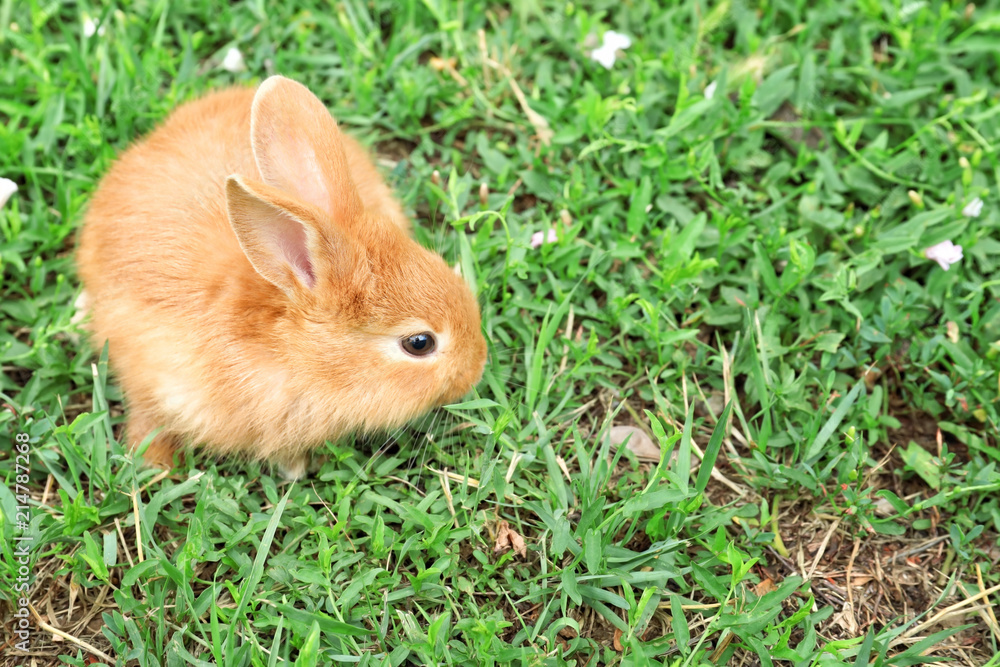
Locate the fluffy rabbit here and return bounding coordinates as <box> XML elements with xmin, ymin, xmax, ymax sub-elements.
<box><xmin>76</xmin><ymin>75</ymin><xmax>487</xmax><ymax>478</ymax></box>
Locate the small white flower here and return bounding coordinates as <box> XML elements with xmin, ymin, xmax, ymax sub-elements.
<box><xmin>83</xmin><ymin>16</ymin><xmax>104</xmax><ymax>38</ymax></box>
<box><xmin>590</xmin><ymin>30</ymin><xmax>632</xmax><ymax>69</ymax></box>
<box><xmin>530</xmin><ymin>229</ymin><xmax>558</xmax><ymax>249</ymax></box>
<box><xmin>924</xmin><ymin>240</ymin><xmax>963</xmax><ymax>271</ymax></box>
<box><xmin>603</xmin><ymin>31</ymin><xmax>632</xmax><ymax>52</ymax></box>
<box><xmin>962</xmin><ymin>197</ymin><xmax>983</xmax><ymax>218</ymax></box>
<box><xmin>704</xmin><ymin>80</ymin><xmax>717</xmax><ymax>100</ymax></box>
<box><xmin>222</xmin><ymin>47</ymin><xmax>245</xmax><ymax>73</ymax></box>
<box><xmin>0</xmin><ymin>178</ymin><xmax>18</xmax><ymax>208</ymax></box>
<box><xmin>70</xmin><ymin>291</ymin><xmax>90</xmax><ymax>327</ymax></box>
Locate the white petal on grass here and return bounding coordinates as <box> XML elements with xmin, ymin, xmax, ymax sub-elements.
<box><xmin>603</xmin><ymin>31</ymin><xmax>632</xmax><ymax>51</ymax></box>
<box><xmin>591</xmin><ymin>47</ymin><xmax>616</xmax><ymax>69</ymax></box>
<box><xmin>872</xmin><ymin>496</ymin><xmax>895</xmax><ymax>517</ymax></box>
<box><xmin>704</xmin><ymin>80</ymin><xmax>718</xmax><ymax>99</ymax></box>
<box><xmin>0</xmin><ymin>178</ymin><xmax>18</xmax><ymax>208</ymax></box>
<box><xmin>590</xmin><ymin>30</ymin><xmax>632</xmax><ymax>69</ymax></box>
<box><xmin>70</xmin><ymin>291</ymin><xmax>90</xmax><ymax>327</ymax></box>
<box><xmin>962</xmin><ymin>197</ymin><xmax>984</xmax><ymax>218</ymax></box>
<box><xmin>83</xmin><ymin>16</ymin><xmax>104</xmax><ymax>38</ymax></box>
<box><xmin>222</xmin><ymin>47</ymin><xmax>246</xmax><ymax>73</ymax></box>
<box><xmin>604</xmin><ymin>425</ymin><xmax>660</xmax><ymax>462</ymax></box>
<box><xmin>946</xmin><ymin>321</ymin><xmax>959</xmax><ymax>344</ymax></box>
<box><xmin>530</xmin><ymin>229</ymin><xmax>557</xmax><ymax>249</ymax></box>
<box><xmin>923</xmin><ymin>240</ymin><xmax>963</xmax><ymax>271</ymax></box>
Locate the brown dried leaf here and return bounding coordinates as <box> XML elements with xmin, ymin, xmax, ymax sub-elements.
<box><xmin>605</xmin><ymin>425</ymin><xmax>660</xmax><ymax>462</ymax></box>
<box><xmin>428</xmin><ymin>56</ymin><xmax>456</xmax><ymax>71</ymax></box>
<box><xmin>613</xmin><ymin>627</ymin><xmax>624</xmax><ymax>651</ymax></box>
<box><xmin>493</xmin><ymin>520</ymin><xmax>527</xmax><ymax>558</ymax></box>
<box><xmin>830</xmin><ymin>601</ymin><xmax>859</xmax><ymax>635</ymax></box>
<box><xmin>754</xmin><ymin>577</ymin><xmax>777</xmax><ymax>595</ymax></box>
<box><xmin>863</xmin><ymin>365</ymin><xmax>882</xmax><ymax>390</ymax></box>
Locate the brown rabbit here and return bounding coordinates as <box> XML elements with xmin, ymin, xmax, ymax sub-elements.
<box><xmin>76</xmin><ymin>75</ymin><xmax>488</xmax><ymax>478</ymax></box>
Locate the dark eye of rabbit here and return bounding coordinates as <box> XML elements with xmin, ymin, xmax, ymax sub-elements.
<box><xmin>401</xmin><ymin>332</ymin><xmax>436</xmax><ymax>357</ymax></box>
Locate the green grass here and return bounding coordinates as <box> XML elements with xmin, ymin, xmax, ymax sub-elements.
<box><xmin>3</xmin><ymin>0</ymin><xmax>1000</xmax><ymax>665</ymax></box>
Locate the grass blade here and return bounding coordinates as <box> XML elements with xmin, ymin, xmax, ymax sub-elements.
<box><xmin>804</xmin><ymin>380</ymin><xmax>864</xmax><ymax>463</ymax></box>
<box><xmin>224</xmin><ymin>487</ymin><xmax>292</xmax><ymax>655</ymax></box>
<box><xmin>695</xmin><ymin>400</ymin><xmax>732</xmax><ymax>495</ymax></box>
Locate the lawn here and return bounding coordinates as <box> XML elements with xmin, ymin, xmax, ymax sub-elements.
<box><xmin>2</xmin><ymin>0</ymin><xmax>1000</xmax><ymax>665</ymax></box>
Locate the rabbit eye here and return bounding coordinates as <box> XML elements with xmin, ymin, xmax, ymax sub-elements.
<box><xmin>400</xmin><ymin>332</ymin><xmax>436</xmax><ymax>357</ymax></box>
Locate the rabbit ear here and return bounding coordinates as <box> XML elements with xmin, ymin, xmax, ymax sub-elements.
<box><xmin>250</xmin><ymin>76</ymin><xmax>362</xmax><ymax>223</ymax></box>
<box><xmin>226</xmin><ymin>175</ymin><xmax>324</xmax><ymax>295</ymax></box>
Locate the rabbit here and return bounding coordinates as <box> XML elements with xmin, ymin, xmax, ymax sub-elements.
<box><xmin>75</xmin><ymin>75</ymin><xmax>488</xmax><ymax>479</ymax></box>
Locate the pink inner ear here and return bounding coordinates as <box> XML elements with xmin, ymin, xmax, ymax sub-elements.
<box><xmin>293</xmin><ymin>143</ymin><xmax>333</xmax><ymax>218</ymax></box>
<box><xmin>257</xmin><ymin>131</ymin><xmax>333</xmax><ymax>219</ymax></box>
<box><xmin>270</xmin><ymin>210</ymin><xmax>316</xmax><ymax>288</ymax></box>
